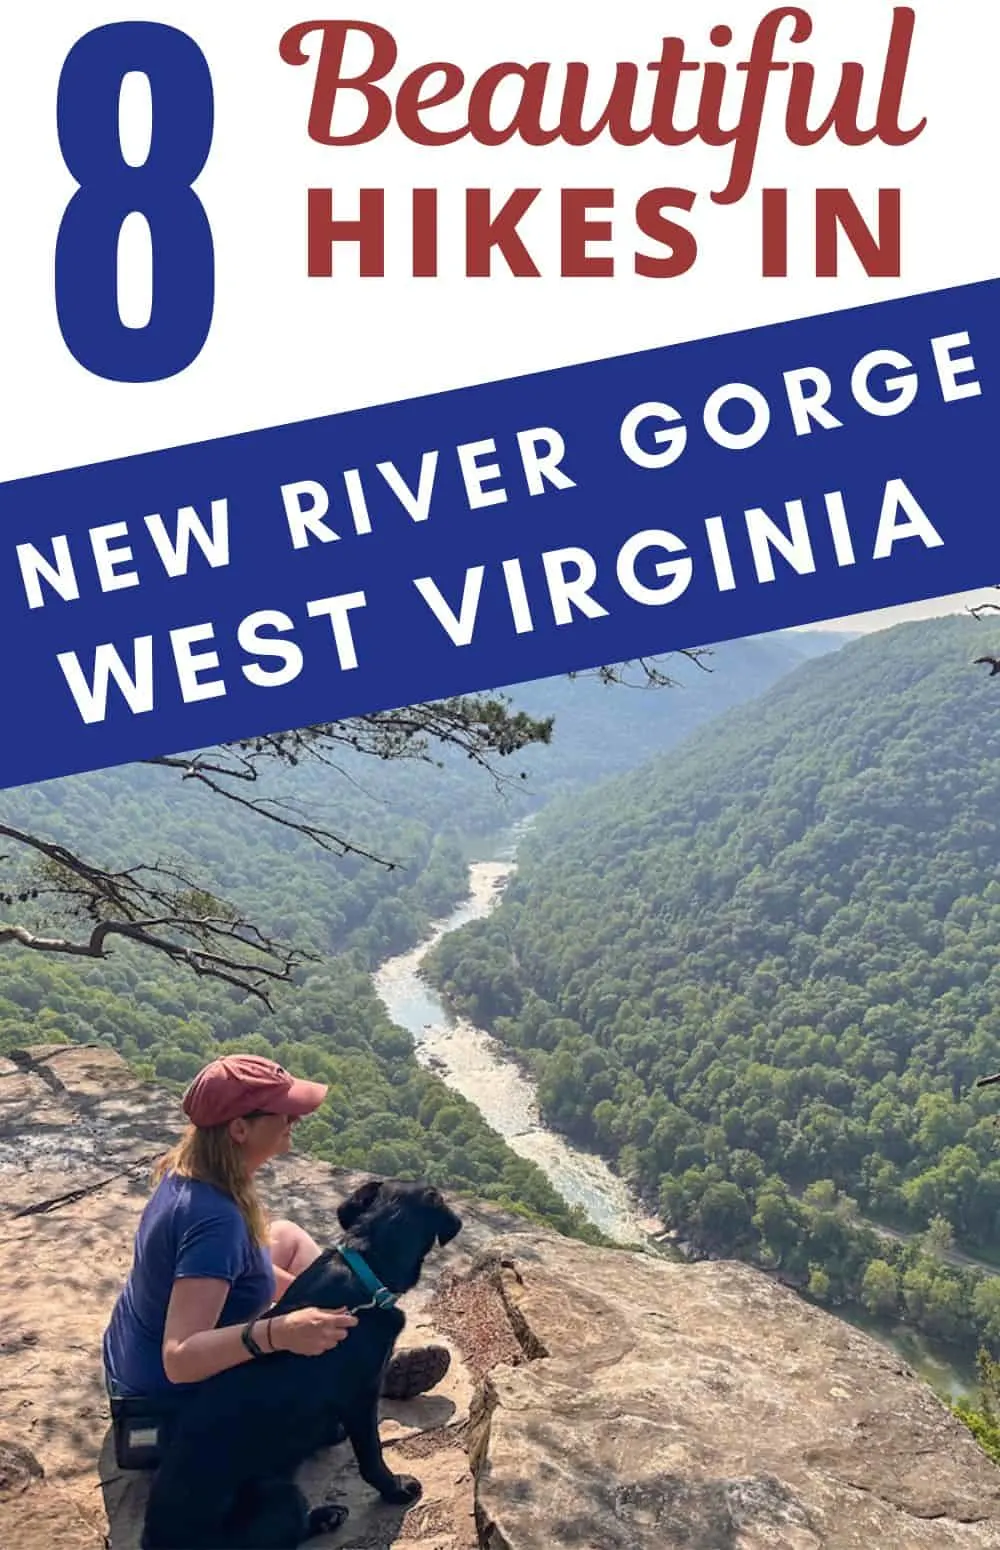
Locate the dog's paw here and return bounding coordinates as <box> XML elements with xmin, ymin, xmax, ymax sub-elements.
<box><xmin>380</xmin><ymin>1473</ymin><xmax>423</xmax><ymax>1505</ymax></box>
<box><xmin>306</xmin><ymin>1502</ymin><xmax>349</xmax><ymax>1538</ymax></box>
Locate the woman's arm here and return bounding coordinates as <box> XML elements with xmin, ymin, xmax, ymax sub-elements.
<box><xmin>162</xmin><ymin>1278</ymin><xmax>358</xmax><ymax>1384</ymax></box>
<box><xmin>162</xmin><ymin>1277</ymin><xmax>257</xmax><ymax>1384</ymax></box>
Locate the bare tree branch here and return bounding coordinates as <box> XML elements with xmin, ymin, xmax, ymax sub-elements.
<box><xmin>969</xmin><ymin>590</ymin><xmax>1000</xmax><ymax>676</ymax></box>
<box><xmin>0</xmin><ymin>821</ymin><xmax>304</xmax><ymax>1007</ymax></box>
<box><xmin>570</xmin><ymin>649</ymin><xmax>711</xmax><ymax>690</ymax></box>
<box><xmin>143</xmin><ymin>753</ymin><xmax>397</xmax><ymax>867</ymax></box>
<box><xmin>0</xmin><ymin>663</ymin><xmax>700</xmax><ymax>996</ymax></box>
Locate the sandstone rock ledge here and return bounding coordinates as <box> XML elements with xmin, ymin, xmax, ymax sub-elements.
<box><xmin>3</xmin><ymin>1043</ymin><xmax>1000</xmax><ymax>1550</ymax></box>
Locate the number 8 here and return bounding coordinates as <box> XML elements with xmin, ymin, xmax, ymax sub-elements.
<box><xmin>56</xmin><ymin>23</ymin><xmax>215</xmax><ymax>383</ymax></box>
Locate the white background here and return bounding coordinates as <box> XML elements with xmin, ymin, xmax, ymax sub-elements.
<box><xmin>0</xmin><ymin>0</ymin><xmax>994</xmax><ymax>606</ymax></box>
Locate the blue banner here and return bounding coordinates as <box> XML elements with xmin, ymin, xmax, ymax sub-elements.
<box><xmin>2</xmin><ymin>279</ymin><xmax>996</xmax><ymax>791</ymax></box>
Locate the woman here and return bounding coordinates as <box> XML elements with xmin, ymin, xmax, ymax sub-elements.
<box><xmin>103</xmin><ymin>1053</ymin><xmax>449</xmax><ymax>1438</ymax></box>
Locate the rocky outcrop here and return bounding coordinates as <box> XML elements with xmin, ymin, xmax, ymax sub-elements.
<box><xmin>3</xmin><ymin>1043</ymin><xmax>1000</xmax><ymax>1550</ymax></box>
<box><xmin>455</xmin><ymin>1239</ymin><xmax>1000</xmax><ymax>1548</ymax></box>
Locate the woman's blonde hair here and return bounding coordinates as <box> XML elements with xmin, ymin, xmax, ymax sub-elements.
<box><xmin>154</xmin><ymin>1122</ymin><xmax>269</xmax><ymax>1248</ymax></box>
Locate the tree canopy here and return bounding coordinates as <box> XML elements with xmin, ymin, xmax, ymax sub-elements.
<box><xmin>425</xmin><ymin>616</ymin><xmax>1000</xmax><ymax>1348</ymax></box>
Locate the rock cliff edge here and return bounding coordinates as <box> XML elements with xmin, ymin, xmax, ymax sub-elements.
<box><xmin>3</xmin><ymin>1044</ymin><xmax>1000</xmax><ymax>1550</ymax></box>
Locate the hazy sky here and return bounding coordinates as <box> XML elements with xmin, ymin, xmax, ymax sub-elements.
<box><xmin>798</xmin><ymin>589</ymin><xmax>993</xmax><ymax>635</ymax></box>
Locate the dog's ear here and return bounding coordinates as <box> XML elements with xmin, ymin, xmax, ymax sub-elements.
<box><xmin>338</xmin><ymin>1178</ymin><xmax>383</xmax><ymax>1230</ymax></box>
<box><xmin>421</xmin><ymin>1187</ymin><xmax>462</xmax><ymax>1246</ymax></box>
<box><xmin>437</xmin><ymin>1208</ymin><xmax>462</xmax><ymax>1246</ymax></box>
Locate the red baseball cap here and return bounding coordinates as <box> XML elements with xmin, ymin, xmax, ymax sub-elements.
<box><xmin>182</xmin><ymin>1055</ymin><xmax>328</xmax><ymax>1128</ymax></box>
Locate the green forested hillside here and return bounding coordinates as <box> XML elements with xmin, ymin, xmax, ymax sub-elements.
<box><xmin>494</xmin><ymin>630</ymin><xmax>844</xmax><ymax>800</ymax></box>
<box><xmin>0</xmin><ymin>632</ymin><xmax>840</xmax><ymax>1241</ymax></box>
<box><xmin>425</xmin><ymin>617</ymin><xmax>1000</xmax><ymax>1344</ymax></box>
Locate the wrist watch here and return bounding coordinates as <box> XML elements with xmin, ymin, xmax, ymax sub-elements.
<box><xmin>241</xmin><ymin>1319</ymin><xmax>266</xmax><ymax>1358</ymax></box>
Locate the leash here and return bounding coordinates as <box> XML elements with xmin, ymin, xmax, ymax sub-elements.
<box><xmin>333</xmin><ymin>1241</ymin><xmax>398</xmax><ymax>1313</ymax></box>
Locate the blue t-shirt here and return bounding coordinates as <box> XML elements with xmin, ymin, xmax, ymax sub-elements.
<box><xmin>103</xmin><ymin>1171</ymin><xmax>276</xmax><ymax>1395</ymax></box>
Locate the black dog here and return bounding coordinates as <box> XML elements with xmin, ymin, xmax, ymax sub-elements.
<box><xmin>142</xmin><ymin>1178</ymin><xmax>462</xmax><ymax>1549</ymax></box>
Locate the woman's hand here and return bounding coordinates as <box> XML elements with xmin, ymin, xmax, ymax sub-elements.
<box><xmin>269</xmin><ymin>1306</ymin><xmax>358</xmax><ymax>1355</ymax></box>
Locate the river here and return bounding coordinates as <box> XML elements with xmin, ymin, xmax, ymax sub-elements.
<box><xmin>373</xmin><ymin>857</ymin><xmax>656</xmax><ymax>1245</ymax></box>
<box><xmin>373</xmin><ymin>853</ymin><xmax>976</xmax><ymax>1399</ymax></box>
